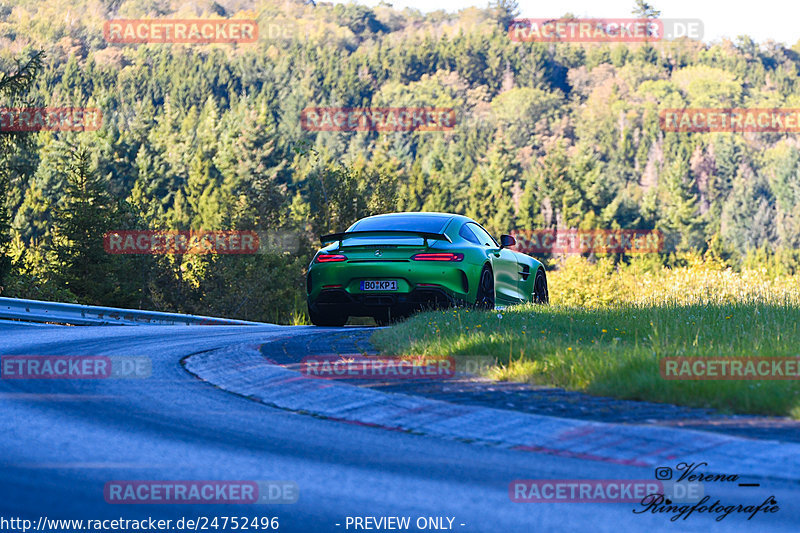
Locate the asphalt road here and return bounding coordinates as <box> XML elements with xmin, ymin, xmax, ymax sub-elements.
<box><xmin>1</xmin><ymin>322</ymin><xmax>798</xmax><ymax>533</ymax></box>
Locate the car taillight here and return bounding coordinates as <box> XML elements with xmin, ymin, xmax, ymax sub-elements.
<box><xmin>315</xmin><ymin>253</ymin><xmax>348</xmax><ymax>263</ymax></box>
<box><xmin>411</xmin><ymin>253</ymin><xmax>464</xmax><ymax>261</ymax></box>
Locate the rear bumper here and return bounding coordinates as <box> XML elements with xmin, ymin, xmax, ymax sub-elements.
<box><xmin>308</xmin><ymin>287</ymin><xmax>467</xmax><ymax>318</ymax></box>
<box><xmin>306</xmin><ymin>259</ymin><xmax>475</xmax><ymax>318</ymax></box>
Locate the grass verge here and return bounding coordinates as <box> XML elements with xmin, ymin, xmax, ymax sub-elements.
<box><xmin>371</xmin><ymin>302</ymin><xmax>800</xmax><ymax>419</ymax></box>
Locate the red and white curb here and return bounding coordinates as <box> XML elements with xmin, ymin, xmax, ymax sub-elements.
<box><xmin>183</xmin><ymin>341</ymin><xmax>800</xmax><ymax>482</ymax></box>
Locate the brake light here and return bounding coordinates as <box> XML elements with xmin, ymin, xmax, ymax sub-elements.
<box><xmin>315</xmin><ymin>254</ymin><xmax>348</xmax><ymax>263</ymax></box>
<box><xmin>411</xmin><ymin>253</ymin><xmax>464</xmax><ymax>261</ymax></box>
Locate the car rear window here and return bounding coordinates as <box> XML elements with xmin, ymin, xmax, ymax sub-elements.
<box><xmin>341</xmin><ymin>235</ymin><xmax>426</xmax><ymax>246</ymax></box>
<box><xmin>351</xmin><ymin>215</ymin><xmax>449</xmax><ymax>234</ymax></box>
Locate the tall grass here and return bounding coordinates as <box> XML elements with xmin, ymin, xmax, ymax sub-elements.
<box><xmin>548</xmin><ymin>255</ymin><xmax>800</xmax><ymax>308</ymax></box>
<box><xmin>372</xmin><ymin>257</ymin><xmax>800</xmax><ymax>418</ymax></box>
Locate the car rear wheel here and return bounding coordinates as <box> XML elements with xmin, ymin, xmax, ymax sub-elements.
<box><xmin>474</xmin><ymin>267</ymin><xmax>495</xmax><ymax>309</ymax></box>
<box><xmin>533</xmin><ymin>268</ymin><xmax>549</xmax><ymax>305</ymax></box>
<box><xmin>308</xmin><ymin>306</ymin><xmax>348</xmax><ymax>327</ymax></box>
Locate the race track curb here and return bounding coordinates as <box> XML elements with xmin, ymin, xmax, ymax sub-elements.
<box><xmin>182</xmin><ymin>335</ymin><xmax>800</xmax><ymax>483</ymax></box>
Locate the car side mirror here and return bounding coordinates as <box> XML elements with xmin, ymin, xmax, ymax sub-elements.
<box><xmin>500</xmin><ymin>234</ymin><xmax>516</xmax><ymax>248</ymax></box>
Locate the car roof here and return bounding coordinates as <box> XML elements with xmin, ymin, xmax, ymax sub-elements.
<box><xmin>360</xmin><ymin>212</ymin><xmax>454</xmax><ymax>219</ymax></box>
<box><xmin>352</xmin><ymin>212</ymin><xmax>471</xmax><ymax>222</ymax></box>
<box><xmin>347</xmin><ymin>212</ymin><xmax>473</xmax><ymax>232</ymax></box>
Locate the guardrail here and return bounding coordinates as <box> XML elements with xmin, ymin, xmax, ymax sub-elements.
<box><xmin>0</xmin><ymin>297</ymin><xmax>262</xmax><ymax>326</ymax></box>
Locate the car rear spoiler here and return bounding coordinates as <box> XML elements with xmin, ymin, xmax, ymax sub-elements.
<box><xmin>320</xmin><ymin>230</ymin><xmax>452</xmax><ymax>246</ymax></box>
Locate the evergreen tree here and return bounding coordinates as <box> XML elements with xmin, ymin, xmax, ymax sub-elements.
<box><xmin>49</xmin><ymin>148</ymin><xmax>119</xmax><ymax>304</ymax></box>
<box><xmin>226</xmin><ymin>107</ymin><xmax>287</xmax><ymax>229</ymax></box>
<box><xmin>659</xmin><ymin>157</ymin><xmax>704</xmax><ymax>252</ymax></box>
<box><xmin>0</xmin><ymin>51</ymin><xmax>43</xmax><ymax>290</ymax></box>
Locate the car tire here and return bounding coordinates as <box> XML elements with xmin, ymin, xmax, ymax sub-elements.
<box><xmin>474</xmin><ymin>266</ymin><xmax>495</xmax><ymax>309</ymax></box>
<box><xmin>533</xmin><ymin>268</ymin><xmax>549</xmax><ymax>305</ymax></box>
<box><xmin>308</xmin><ymin>305</ymin><xmax>348</xmax><ymax>327</ymax></box>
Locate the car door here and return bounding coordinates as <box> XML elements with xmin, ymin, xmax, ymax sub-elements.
<box><xmin>467</xmin><ymin>223</ymin><xmax>521</xmax><ymax>305</ymax></box>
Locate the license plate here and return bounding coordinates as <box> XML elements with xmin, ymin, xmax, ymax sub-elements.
<box><xmin>361</xmin><ymin>280</ymin><xmax>398</xmax><ymax>291</ymax></box>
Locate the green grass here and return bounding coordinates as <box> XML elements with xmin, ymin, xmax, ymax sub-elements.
<box><xmin>371</xmin><ymin>302</ymin><xmax>800</xmax><ymax>418</ymax></box>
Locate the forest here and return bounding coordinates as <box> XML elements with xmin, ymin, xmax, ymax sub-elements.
<box><xmin>1</xmin><ymin>0</ymin><xmax>800</xmax><ymax>322</ymax></box>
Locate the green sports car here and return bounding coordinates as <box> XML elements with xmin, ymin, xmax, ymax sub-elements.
<box><xmin>306</xmin><ymin>212</ymin><xmax>548</xmax><ymax>326</ymax></box>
